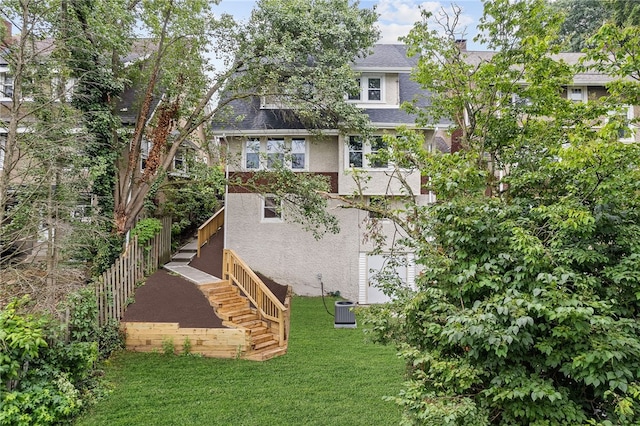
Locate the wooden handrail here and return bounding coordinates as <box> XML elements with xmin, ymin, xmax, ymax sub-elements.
<box><xmin>197</xmin><ymin>207</ymin><xmax>224</xmax><ymax>257</ymax></box>
<box><xmin>223</xmin><ymin>249</ymin><xmax>288</xmax><ymax>346</ymax></box>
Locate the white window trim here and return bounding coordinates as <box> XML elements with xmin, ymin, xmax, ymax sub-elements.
<box><xmin>567</xmin><ymin>86</ymin><xmax>587</xmax><ymax>103</ymax></box>
<box><xmin>244</xmin><ymin>137</ymin><xmax>308</xmax><ymax>171</ymax></box>
<box><xmin>261</xmin><ymin>194</ymin><xmax>283</xmax><ymax>222</ymax></box>
<box><xmin>511</xmin><ymin>92</ymin><xmax>532</xmax><ymax>107</ymax></box>
<box><xmin>0</xmin><ymin>67</ymin><xmax>13</xmax><ymax>101</ymax></box>
<box><xmin>347</xmin><ymin>74</ymin><xmax>385</xmax><ymax>104</ymax></box>
<box><xmin>607</xmin><ymin>104</ymin><xmax>636</xmax><ymax>142</ymax></box>
<box><xmin>345</xmin><ymin>135</ymin><xmax>391</xmax><ymax>170</ymax></box>
<box><xmin>169</xmin><ymin>149</ymin><xmax>189</xmax><ymax>177</ymax></box>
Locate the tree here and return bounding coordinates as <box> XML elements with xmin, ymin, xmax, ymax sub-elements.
<box><xmin>358</xmin><ymin>0</ymin><xmax>640</xmax><ymax>424</ymax></box>
<box><xmin>607</xmin><ymin>0</ymin><xmax>640</xmax><ymax>26</ymax></box>
<box><xmin>59</xmin><ymin>0</ymin><xmax>378</xmax><ymax>238</ymax></box>
<box><xmin>0</xmin><ymin>0</ymin><xmax>99</xmax><ymax>284</ymax></box>
<box><xmin>550</xmin><ymin>0</ymin><xmax>611</xmax><ymax>52</ymax></box>
<box><xmin>550</xmin><ymin>0</ymin><xmax>640</xmax><ymax>53</ymax></box>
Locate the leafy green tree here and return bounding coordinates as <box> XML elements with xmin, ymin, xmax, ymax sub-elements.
<box><xmin>607</xmin><ymin>0</ymin><xmax>640</xmax><ymax>26</ymax></box>
<box><xmin>0</xmin><ymin>0</ymin><xmax>101</xmax><ymax>280</ymax></box>
<box><xmin>358</xmin><ymin>0</ymin><xmax>640</xmax><ymax>424</ymax></box>
<box><xmin>550</xmin><ymin>0</ymin><xmax>611</xmax><ymax>51</ymax></box>
<box><xmin>58</xmin><ymin>0</ymin><xmax>378</xmax><ymax>239</ymax></box>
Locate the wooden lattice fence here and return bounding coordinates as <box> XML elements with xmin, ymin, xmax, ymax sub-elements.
<box><xmin>95</xmin><ymin>217</ymin><xmax>171</xmax><ymax>326</ymax></box>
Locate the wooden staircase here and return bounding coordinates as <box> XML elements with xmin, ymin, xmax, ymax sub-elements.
<box><xmin>202</xmin><ymin>281</ymin><xmax>287</xmax><ymax>361</ymax></box>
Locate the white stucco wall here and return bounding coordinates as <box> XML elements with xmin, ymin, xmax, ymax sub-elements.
<box><xmin>224</xmin><ymin>194</ymin><xmax>409</xmax><ymax>301</ymax></box>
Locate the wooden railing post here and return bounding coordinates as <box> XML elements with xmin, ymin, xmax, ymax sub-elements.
<box><xmin>222</xmin><ymin>248</ymin><xmax>288</xmax><ymax>346</ymax></box>
<box><xmin>278</xmin><ymin>315</ymin><xmax>285</xmax><ymax>347</ymax></box>
<box><xmin>197</xmin><ymin>207</ymin><xmax>225</xmax><ymax>258</ymax></box>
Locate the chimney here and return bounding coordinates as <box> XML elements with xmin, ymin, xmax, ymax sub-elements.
<box><xmin>455</xmin><ymin>39</ymin><xmax>467</xmax><ymax>51</ymax></box>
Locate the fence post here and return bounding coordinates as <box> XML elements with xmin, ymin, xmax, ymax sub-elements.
<box><xmin>94</xmin><ymin>219</ymin><xmax>171</xmax><ymax>326</ymax></box>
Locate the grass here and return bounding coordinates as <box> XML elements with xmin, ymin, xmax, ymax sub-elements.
<box><xmin>75</xmin><ymin>297</ymin><xmax>405</xmax><ymax>425</ymax></box>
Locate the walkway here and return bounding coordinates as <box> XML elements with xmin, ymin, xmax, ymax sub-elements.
<box><xmin>122</xmin><ymin>227</ymin><xmax>288</xmax><ymax>326</ymax></box>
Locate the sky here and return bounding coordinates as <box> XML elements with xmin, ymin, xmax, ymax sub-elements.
<box><xmin>213</xmin><ymin>0</ymin><xmax>486</xmax><ymax>49</ymax></box>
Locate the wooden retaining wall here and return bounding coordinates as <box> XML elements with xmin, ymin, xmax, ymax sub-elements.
<box><xmin>121</xmin><ymin>322</ymin><xmax>251</xmax><ymax>358</ymax></box>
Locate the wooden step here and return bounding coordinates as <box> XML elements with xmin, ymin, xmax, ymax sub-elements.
<box><xmin>210</xmin><ymin>293</ymin><xmax>246</xmax><ymax>305</ymax></box>
<box><xmin>248</xmin><ymin>325</ymin><xmax>268</xmax><ymax>336</ymax></box>
<box><xmin>213</xmin><ymin>300</ymin><xmax>248</xmax><ymax>311</ymax></box>
<box><xmin>244</xmin><ymin>345</ymin><xmax>287</xmax><ymax>361</ymax></box>
<box><xmin>218</xmin><ymin>306</ymin><xmax>252</xmax><ymax>318</ymax></box>
<box><xmin>207</xmin><ymin>286</ymin><xmax>237</xmax><ymax>296</ymax></box>
<box><xmin>237</xmin><ymin>319</ymin><xmax>268</xmax><ymax>329</ymax></box>
<box><xmin>254</xmin><ymin>338</ymin><xmax>279</xmax><ymax>351</ymax></box>
<box><xmin>251</xmin><ymin>333</ymin><xmax>274</xmax><ymax>346</ymax></box>
<box><xmin>233</xmin><ymin>313</ymin><xmax>260</xmax><ymax>323</ymax></box>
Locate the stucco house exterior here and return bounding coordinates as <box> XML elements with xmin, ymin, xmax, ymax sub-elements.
<box><xmin>211</xmin><ymin>42</ymin><xmax>639</xmax><ymax>304</ymax></box>
<box><xmin>212</xmin><ymin>44</ymin><xmax>451</xmax><ymax>303</ymax></box>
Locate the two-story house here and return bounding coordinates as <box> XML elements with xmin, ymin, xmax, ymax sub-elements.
<box><xmin>212</xmin><ymin>44</ymin><xmax>451</xmax><ymax>303</ymax></box>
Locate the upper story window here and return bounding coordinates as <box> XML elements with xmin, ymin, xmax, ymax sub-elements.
<box><xmin>568</xmin><ymin>86</ymin><xmax>587</xmax><ymax>103</ymax></box>
<box><xmin>291</xmin><ymin>138</ymin><xmax>306</xmax><ymax>169</ymax></box>
<box><xmin>170</xmin><ymin>148</ymin><xmax>189</xmax><ymax>176</ymax></box>
<box><xmin>348</xmin><ymin>75</ymin><xmax>383</xmax><ymax>103</ymax></box>
<box><xmin>267</xmin><ymin>138</ymin><xmax>285</xmax><ymax>168</ymax></box>
<box><xmin>245</xmin><ymin>137</ymin><xmax>307</xmax><ymax>171</ymax></box>
<box><xmin>347</xmin><ymin>136</ymin><xmax>388</xmax><ymax>169</ymax></box>
<box><xmin>140</xmin><ymin>139</ymin><xmax>152</xmax><ymax>171</ymax></box>
<box><xmin>0</xmin><ymin>69</ymin><xmax>13</xmax><ymax>100</ymax></box>
<box><xmin>608</xmin><ymin>105</ymin><xmax>635</xmax><ymax>142</ymax></box>
<box><xmin>511</xmin><ymin>93</ymin><xmax>532</xmax><ymax>107</ymax></box>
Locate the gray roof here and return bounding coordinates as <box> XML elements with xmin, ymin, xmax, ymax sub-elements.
<box><xmin>211</xmin><ymin>44</ymin><xmax>435</xmax><ymax>134</ymax></box>
<box><xmin>353</xmin><ymin>44</ymin><xmax>417</xmax><ymax>70</ymax></box>
<box><xmin>462</xmin><ymin>50</ymin><xmax>615</xmax><ymax>85</ymax></box>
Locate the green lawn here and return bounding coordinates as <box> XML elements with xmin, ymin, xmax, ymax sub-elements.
<box><xmin>75</xmin><ymin>297</ymin><xmax>405</xmax><ymax>426</ymax></box>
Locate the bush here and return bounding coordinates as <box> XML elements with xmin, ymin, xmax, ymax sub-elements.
<box><xmin>0</xmin><ymin>297</ymin><xmax>97</xmax><ymax>425</ymax></box>
<box><xmin>0</xmin><ymin>287</ymin><xmax>124</xmax><ymax>425</ymax></box>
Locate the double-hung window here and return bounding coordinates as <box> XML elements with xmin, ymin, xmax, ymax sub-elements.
<box><xmin>245</xmin><ymin>138</ymin><xmax>307</xmax><ymax>170</ymax></box>
<box><xmin>367</xmin><ymin>77</ymin><xmax>382</xmax><ymax>101</ymax></box>
<box><xmin>171</xmin><ymin>149</ymin><xmax>188</xmax><ymax>175</ymax></box>
<box><xmin>608</xmin><ymin>105</ymin><xmax>635</xmax><ymax>142</ymax></box>
<box><xmin>245</xmin><ymin>138</ymin><xmax>261</xmax><ymax>169</ymax></box>
<box><xmin>262</xmin><ymin>195</ymin><xmax>282</xmax><ymax>221</ymax></box>
<box><xmin>291</xmin><ymin>138</ymin><xmax>306</xmax><ymax>169</ymax></box>
<box><xmin>511</xmin><ymin>93</ymin><xmax>532</xmax><ymax>107</ymax></box>
<box><xmin>0</xmin><ymin>69</ymin><xmax>13</xmax><ymax>100</ymax></box>
<box><xmin>347</xmin><ymin>136</ymin><xmax>388</xmax><ymax>169</ymax></box>
<box><xmin>348</xmin><ymin>75</ymin><xmax>383</xmax><ymax>103</ymax></box>
<box><xmin>266</xmin><ymin>138</ymin><xmax>285</xmax><ymax>168</ymax></box>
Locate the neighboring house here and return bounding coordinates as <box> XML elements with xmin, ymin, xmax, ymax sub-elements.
<box><xmin>212</xmin><ymin>44</ymin><xmax>451</xmax><ymax>303</ymax></box>
<box><xmin>459</xmin><ymin>48</ymin><xmax>638</xmax><ymax>146</ymax></box>
<box><xmin>0</xmin><ymin>24</ymin><xmax>203</xmax><ymax>261</ymax></box>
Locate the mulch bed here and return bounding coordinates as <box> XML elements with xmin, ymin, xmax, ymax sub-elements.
<box><xmin>122</xmin><ymin>227</ymin><xmax>289</xmax><ymax>328</ymax></box>
<box><xmin>121</xmin><ymin>270</ymin><xmax>223</xmax><ymax>328</ymax></box>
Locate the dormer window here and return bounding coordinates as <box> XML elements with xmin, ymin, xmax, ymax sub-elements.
<box><xmin>568</xmin><ymin>86</ymin><xmax>586</xmax><ymax>103</ymax></box>
<box><xmin>348</xmin><ymin>75</ymin><xmax>383</xmax><ymax>103</ymax></box>
<box><xmin>367</xmin><ymin>77</ymin><xmax>381</xmax><ymax>101</ymax></box>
